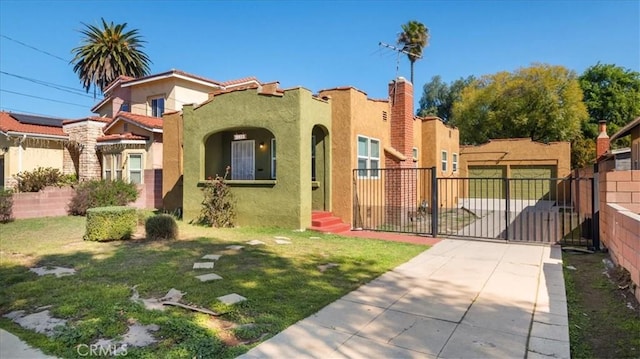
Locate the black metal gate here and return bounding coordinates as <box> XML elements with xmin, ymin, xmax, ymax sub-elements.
<box><xmin>353</xmin><ymin>167</ymin><xmax>597</xmax><ymax>247</ymax></box>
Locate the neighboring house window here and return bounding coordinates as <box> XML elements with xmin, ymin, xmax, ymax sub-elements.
<box><xmin>119</xmin><ymin>103</ymin><xmax>130</xmax><ymax>112</ymax></box>
<box><xmin>231</xmin><ymin>140</ymin><xmax>255</xmax><ymax>180</ymax></box>
<box><xmin>103</xmin><ymin>153</ymin><xmax>123</xmax><ymax>181</ymax></box>
<box><xmin>357</xmin><ymin>135</ymin><xmax>380</xmax><ymax>178</ymax></box>
<box><xmin>452</xmin><ymin>153</ymin><xmax>458</xmax><ymax>172</ymax></box>
<box><xmin>311</xmin><ymin>135</ymin><xmax>316</xmax><ymax>181</ymax></box>
<box><xmin>128</xmin><ymin>153</ymin><xmax>143</xmax><ymax>184</ymax></box>
<box><xmin>441</xmin><ymin>150</ymin><xmax>448</xmax><ymax>172</ymax></box>
<box><xmin>150</xmin><ymin>96</ymin><xmax>165</xmax><ymax>117</ymax></box>
<box><xmin>271</xmin><ymin>138</ymin><xmax>276</xmax><ymax>179</ymax></box>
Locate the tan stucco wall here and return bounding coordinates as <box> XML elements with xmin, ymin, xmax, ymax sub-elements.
<box><xmin>319</xmin><ymin>88</ymin><xmax>392</xmax><ymax>225</ymax></box>
<box><xmin>128</xmin><ymin>78</ymin><xmax>213</xmax><ymax>116</ymax></box>
<box><xmin>102</xmin><ymin>123</ymin><xmax>162</xmax><ymax>171</ymax></box>
<box><xmin>459</xmin><ymin>138</ymin><xmax>571</xmax><ymax>179</ymax></box>
<box><xmin>0</xmin><ymin>136</ymin><xmax>65</xmax><ymax>188</ymax></box>
<box><xmin>419</xmin><ymin>118</ymin><xmax>460</xmax><ymax>208</ymax></box>
<box><xmin>632</xmin><ymin>126</ymin><xmax>639</xmax><ymax>170</ymax></box>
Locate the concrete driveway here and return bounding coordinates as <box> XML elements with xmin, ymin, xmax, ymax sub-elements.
<box><xmin>239</xmin><ymin>239</ymin><xmax>570</xmax><ymax>358</ymax></box>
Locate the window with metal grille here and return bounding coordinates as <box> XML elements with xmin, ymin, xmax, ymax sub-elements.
<box><xmin>231</xmin><ymin>140</ymin><xmax>255</xmax><ymax>180</ymax></box>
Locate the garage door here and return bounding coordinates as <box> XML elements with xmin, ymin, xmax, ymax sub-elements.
<box><xmin>510</xmin><ymin>165</ymin><xmax>556</xmax><ymax>200</ymax></box>
<box><xmin>468</xmin><ymin>166</ymin><xmax>506</xmax><ymax>199</ymax></box>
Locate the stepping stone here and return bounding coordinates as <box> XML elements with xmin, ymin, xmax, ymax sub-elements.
<box><xmin>309</xmin><ymin>236</ymin><xmax>321</xmax><ymax>240</ymax></box>
<box><xmin>226</xmin><ymin>245</ymin><xmax>244</xmax><ymax>250</ymax></box>
<box><xmin>275</xmin><ymin>239</ymin><xmax>291</xmax><ymax>245</ymax></box>
<box><xmin>274</xmin><ymin>236</ymin><xmax>291</xmax><ymax>241</ymax></box>
<box><xmin>217</xmin><ymin>293</ymin><xmax>247</xmax><ymax>305</ymax></box>
<box><xmin>195</xmin><ymin>273</ymin><xmax>223</xmax><ymax>282</ymax></box>
<box><xmin>4</xmin><ymin>310</ymin><xmax>67</xmax><ymax>337</ymax></box>
<box><xmin>317</xmin><ymin>263</ymin><xmax>339</xmax><ymax>272</ymax></box>
<box><xmin>193</xmin><ymin>262</ymin><xmax>214</xmax><ymax>269</ymax></box>
<box><xmin>202</xmin><ymin>254</ymin><xmax>222</xmax><ymax>260</ymax></box>
<box><xmin>247</xmin><ymin>240</ymin><xmax>266</xmax><ymax>246</ymax></box>
<box><xmin>160</xmin><ymin>288</ymin><xmax>185</xmax><ymax>302</ymax></box>
<box><xmin>30</xmin><ymin>266</ymin><xmax>76</xmax><ymax>277</ymax></box>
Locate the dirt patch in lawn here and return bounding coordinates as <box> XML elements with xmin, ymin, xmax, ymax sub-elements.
<box><xmin>563</xmin><ymin>250</ymin><xmax>640</xmax><ymax>359</ymax></box>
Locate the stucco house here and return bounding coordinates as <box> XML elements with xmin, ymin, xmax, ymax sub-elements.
<box><xmin>163</xmin><ymin>80</ymin><xmax>331</xmax><ymax>229</ymax></box>
<box><xmin>0</xmin><ymin>112</ymin><xmax>69</xmax><ymax>189</ymax></box>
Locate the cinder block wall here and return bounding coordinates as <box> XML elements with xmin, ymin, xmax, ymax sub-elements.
<box><xmin>11</xmin><ymin>187</ymin><xmax>75</xmax><ymax>219</ymax></box>
<box><xmin>599</xmin><ymin>170</ymin><xmax>640</xmax><ymax>303</ymax></box>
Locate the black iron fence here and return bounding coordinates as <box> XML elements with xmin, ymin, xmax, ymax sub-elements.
<box><xmin>353</xmin><ymin>167</ymin><xmax>596</xmax><ymax>247</ymax></box>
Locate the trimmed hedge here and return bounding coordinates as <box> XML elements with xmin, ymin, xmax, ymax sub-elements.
<box><xmin>84</xmin><ymin>206</ymin><xmax>137</xmax><ymax>242</ymax></box>
<box><xmin>145</xmin><ymin>214</ymin><xmax>178</xmax><ymax>240</ymax></box>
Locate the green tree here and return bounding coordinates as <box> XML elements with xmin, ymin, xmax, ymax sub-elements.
<box><xmin>71</xmin><ymin>18</ymin><xmax>151</xmax><ymax>95</ymax></box>
<box><xmin>451</xmin><ymin>64</ymin><xmax>589</xmax><ymax>167</ymax></box>
<box><xmin>397</xmin><ymin>20</ymin><xmax>429</xmax><ymax>84</ymax></box>
<box><xmin>579</xmin><ymin>63</ymin><xmax>640</xmax><ymax>146</ymax></box>
<box><xmin>417</xmin><ymin>75</ymin><xmax>474</xmax><ymax>121</ymax></box>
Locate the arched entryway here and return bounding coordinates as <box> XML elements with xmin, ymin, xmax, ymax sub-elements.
<box><xmin>312</xmin><ymin>124</ymin><xmax>330</xmax><ymax>211</ymax></box>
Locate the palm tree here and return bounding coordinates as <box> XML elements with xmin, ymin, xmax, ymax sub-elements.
<box><xmin>397</xmin><ymin>21</ymin><xmax>429</xmax><ymax>84</ymax></box>
<box><xmin>71</xmin><ymin>18</ymin><xmax>151</xmax><ymax>96</ymax></box>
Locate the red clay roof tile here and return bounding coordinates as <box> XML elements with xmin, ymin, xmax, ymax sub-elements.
<box><xmin>0</xmin><ymin>112</ymin><xmax>67</xmax><ymax>137</ymax></box>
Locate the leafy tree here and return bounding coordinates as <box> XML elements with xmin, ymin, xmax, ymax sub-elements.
<box><xmin>397</xmin><ymin>20</ymin><xmax>429</xmax><ymax>84</ymax></box>
<box><xmin>71</xmin><ymin>18</ymin><xmax>151</xmax><ymax>95</ymax></box>
<box><xmin>417</xmin><ymin>75</ymin><xmax>475</xmax><ymax>121</ymax></box>
<box><xmin>579</xmin><ymin>63</ymin><xmax>640</xmax><ymax>147</ymax></box>
<box><xmin>451</xmin><ymin>64</ymin><xmax>589</xmax><ymax>167</ymax></box>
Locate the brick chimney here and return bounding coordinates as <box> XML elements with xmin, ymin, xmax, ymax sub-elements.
<box><xmin>388</xmin><ymin>77</ymin><xmax>414</xmax><ymax>158</ymax></box>
<box><xmin>385</xmin><ymin>77</ymin><xmax>416</xmax><ymax>226</ymax></box>
<box><xmin>596</xmin><ymin>120</ymin><xmax>610</xmax><ymax>160</ymax></box>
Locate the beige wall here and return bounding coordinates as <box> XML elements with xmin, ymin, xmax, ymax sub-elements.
<box><xmin>459</xmin><ymin>138</ymin><xmax>571</xmax><ymax>178</ymax></box>
<box><xmin>128</xmin><ymin>79</ymin><xmax>213</xmax><ymax>116</ymax></box>
<box><xmin>102</xmin><ymin>122</ymin><xmax>161</xmax><ymax>171</ymax></box>
<box><xmin>161</xmin><ymin>112</ymin><xmax>183</xmax><ymax>211</ymax></box>
<box><xmin>0</xmin><ymin>136</ymin><xmax>65</xmax><ymax>188</ymax></box>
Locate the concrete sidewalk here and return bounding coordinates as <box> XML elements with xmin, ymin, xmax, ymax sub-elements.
<box><xmin>0</xmin><ymin>329</ymin><xmax>56</xmax><ymax>359</ymax></box>
<box><xmin>239</xmin><ymin>239</ymin><xmax>570</xmax><ymax>359</ymax></box>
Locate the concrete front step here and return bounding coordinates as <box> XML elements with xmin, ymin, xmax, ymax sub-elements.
<box><xmin>310</xmin><ymin>211</ymin><xmax>351</xmax><ymax>233</ymax></box>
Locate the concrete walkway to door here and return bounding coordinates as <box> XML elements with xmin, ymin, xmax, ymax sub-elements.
<box><xmin>238</xmin><ymin>239</ymin><xmax>570</xmax><ymax>358</ymax></box>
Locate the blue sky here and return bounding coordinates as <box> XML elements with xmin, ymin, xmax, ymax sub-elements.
<box><xmin>0</xmin><ymin>0</ymin><xmax>638</xmax><ymax>119</ymax></box>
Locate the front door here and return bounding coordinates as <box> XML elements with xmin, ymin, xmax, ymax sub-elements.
<box><xmin>231</xmin><ymin>140</ymin><xmax>255</xmax><ymax>180</ymax></box>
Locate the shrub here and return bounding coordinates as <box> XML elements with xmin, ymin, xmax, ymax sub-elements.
<box><xmin>0</xmin><ymin>189</ymin><xmax>13</xmax><ymax>223</ymax></box>
<box><xmin>69</xmin><ymin>180</ymin><xmax>138</xmax><ymax>216</ymax></box>
<box><xmin>196</xmin><ymin>167</ymin><xmax>235</xmax><ymax>227</ymax></box>
<box><xmin>84</xmin><ymin>206</ymin><xmax>137</xmax><ymax>241</ymax></box>
<box><xmin>145</xmin><ymin>214</ymin><xmax>178</xmax><ymax>240</ymax></box>
<box><xmin>13</xmin><ymin>167</ymin><xmax>65</xmax><ymax>192</ymax></box>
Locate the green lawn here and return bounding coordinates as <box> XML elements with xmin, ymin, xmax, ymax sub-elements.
<box><xmin>0</xmin><ymin>216</ymin><xmax>427</xmax><ymax>358</ymax></box>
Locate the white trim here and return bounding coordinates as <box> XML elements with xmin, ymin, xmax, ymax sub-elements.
<box><xmin>270</xmin><ymin>138</ymin><xmax>276</xmax><ymax>179</ymax></box>
<box><xmin>441</xmin><ymin>150</ymin><xmax>448</xmax><ymax>172</ymax></box>
<box><xmin>357</xmin><ymin>135</ymin><xmax>380</xmax><ymax>179</ymax></box>
<box><xmin>128</xmin><ymin>153</ymin><xmax>144</xmax><ymax>184</ymax></box>
<box><xmin>96</xmin><ymin>139</ymin><xmax>147</xmax><ymax>146</ymax></box>
<box><xmin>3</xmin><ymin>131</ymin><xmax>68</xmax><ymax>141</ymax></box>
<box><xmin>122</xmin><ymin>73</ymin><xmax>222</xmax><ymax>89</ymax></box>
<box><xmin>452</xmin><ymin>153</ymin><xmax>458</xmax><ymax>172</ymax></box>
<box><xmin>102</xmin><ymin>117</ymin><xmax>162</xmax><ymax>134</ymax></box>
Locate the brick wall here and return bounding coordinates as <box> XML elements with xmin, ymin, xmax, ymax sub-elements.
<box><xmin>385</xmin><ymin>78</ymin><xmax>416</xmax><ymax>224</ymax></box>
<box><xmin>599</xmin><ymin>169</ymin><xmax>640</xmax><ymax>303</ymax></box>
<box><xmin>11</xmin><ymin>187</ymin><xmax>75</xmax><ymax>219</ymax></box>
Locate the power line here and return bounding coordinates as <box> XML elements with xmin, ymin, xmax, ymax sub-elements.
<box><xmin>0</xmin><ymin>106</ymin><xmax>78</xmax><ymax>118</ymax></box>
<box><xmin>0</xmin><ymin>89</ymin><xmax>89</xmax><ymax>108</ymax></box>
<box><xmin>0</xmin><ymin>34</ymin><xmax>70</xmax><ymax>63</ymax></box>
<box><xmin>0</xmin><ymin>71</ymin><xmax>98</xmax><ymax>99</ymax></box>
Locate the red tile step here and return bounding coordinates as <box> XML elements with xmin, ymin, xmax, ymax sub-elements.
<box><xmin>309</xmin><ymin>211</ymin><xmax>351</xmax><ymax>234</ymax></box>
